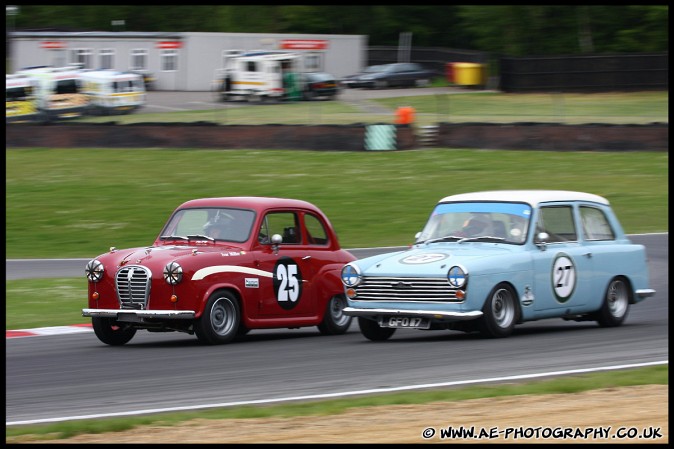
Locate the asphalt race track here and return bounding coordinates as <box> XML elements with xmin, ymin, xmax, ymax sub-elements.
<box><xmin>5</xmin><ymin>233</ymin><xmax>668</xmax><ymax>425</ymax></box>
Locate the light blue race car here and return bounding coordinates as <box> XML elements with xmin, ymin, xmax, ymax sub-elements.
<box><xmin>342</xmin><ymin>190</ymin><xmax>655</xmax><ymax>341</ymax></box>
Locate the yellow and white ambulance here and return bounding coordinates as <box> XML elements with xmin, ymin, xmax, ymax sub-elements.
<box><xmin>211</xmin><ymin>51</ymin><xmax>303</xmax><ymax>102</ymax></box>
<box><xmin>16</xmin><ymin>65</ymin><xmax>89</xmax><ymax>121</ymax></box>
<box><xmin>6</xmin><ymin>74</ymin><xmax>39</xmax><ymax>123</ymax></box>
<box><xmin>79</xmin><ymin>70</ymin><xmax>146</xmax><ymax>115</ymax></box>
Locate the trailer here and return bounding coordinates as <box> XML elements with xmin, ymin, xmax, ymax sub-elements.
<box><xmin>211</xmin><ymin>51</ymin><xmax>303</xmax><ymax>102</ymax></box>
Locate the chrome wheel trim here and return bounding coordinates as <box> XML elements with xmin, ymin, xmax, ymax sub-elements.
<box><xmin>492</xmin><ymin>288</ymin><xmax>515</xmax><ymax>328</ymax></box>
<box><xmin>210</xmin><ymin>297</ymin><xmax>237</xmax><ymax>336</ymax></box>
<box><xmin>607</xmin><ymin>279</ymin><xmax>629</xmax><ymax>318</ymax></box>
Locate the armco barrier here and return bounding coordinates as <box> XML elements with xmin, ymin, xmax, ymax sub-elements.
<box><xmin>5</xmin><ymin>122</ymin><xmax>666</xmax><ymax>152</ymax></box>
<box><xmin>5</xmin><ymin>122</ymin><xmax>417</xmax><ymax>152</ymax></box>
<box><xmin>436</xmin><ymin>122</ymin><xmax>668</xmax><ymax>152</ymax></box>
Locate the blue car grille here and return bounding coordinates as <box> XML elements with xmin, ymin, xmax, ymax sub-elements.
<box><xmin>355</xmin><ymin>276</ymin><xmax>459</xmax><ymax>302</ymax></box>
<box><xmin>115</xmin><ymin>266</ymin><xmax>151</xmax><ymax>308</ymax></box>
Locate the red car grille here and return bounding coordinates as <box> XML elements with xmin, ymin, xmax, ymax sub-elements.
<box><xmin>115</xmin><ymin>266</ymin><xmax>151</xmax><ymax>308</ymax></box>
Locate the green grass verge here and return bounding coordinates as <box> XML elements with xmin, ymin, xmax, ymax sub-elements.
<box><xmin>375</xmin><ymin>91</ymin><xmax>669</xmax><ymax>125</ymax></box>
<box><xmin>6</xmin><ymin>365</ymin><xmax>667</xmax><ymax>442</ymax></box>
<box><xmin>72</xmin><ymin>91</ymin><xmax>668</xmax><ymax>126</ymax></box>
<box><xmin>7</xmin><ymin>278</ymin><xmax>90</xmax><ymax>329</ymax></box>
<box><xmin>6</xmin><ymin>148</ymin><xmax>668</xmax><ymax>259</ymax></box>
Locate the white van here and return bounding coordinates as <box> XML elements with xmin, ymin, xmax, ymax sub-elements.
<box><xmin>212</xmin><ymin>51</ymin><xmax>303</xmax><ymax>102</ymax></box>
<box><xmin>16</xmin><ymin>66</ymin><xmax>89</xmax><ymax>121</ymax></box>
<box><xmin>6</xmin><ymin>74</ymin><xmax>40</xmax><ymax>123</ymax></box>
<box><xmin>79</xmin><ymin>70</ymin><xmax>146</xmax><ymax>115</ymax></box>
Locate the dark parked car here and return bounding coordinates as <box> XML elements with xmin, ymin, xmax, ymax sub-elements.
<box><xmin>341</xmin><ymin>63</ymin><xmax>436</xmax><ymax>89</ymax></box>
<box><xmin>301</xmin><ymin>72</ymin><xmax>340</xmax><ymax>100</ymax></box>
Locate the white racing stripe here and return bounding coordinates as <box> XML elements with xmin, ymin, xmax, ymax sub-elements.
<box><xmin>192</xmin><ymin>265</ymin><xmax>274</xmax><ymax>281</ymax></box>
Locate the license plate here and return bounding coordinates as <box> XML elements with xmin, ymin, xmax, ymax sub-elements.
<box><xmin>116</xmin><ymin>312</ymin><xmax>143</xmax><ymax>323</ymax></box>
<box><xmin>379</xmin><ymin>316</ymin><xmax>430</xmax><ymax>329</ymax></box>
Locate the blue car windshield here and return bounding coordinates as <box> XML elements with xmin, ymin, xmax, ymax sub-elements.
<box><xmin>416</xmin><ymin>202</ymin><xmax>532</xmax><ymax>244</ymax></box>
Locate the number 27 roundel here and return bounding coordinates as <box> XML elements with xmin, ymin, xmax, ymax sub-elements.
<box><xmin>273</xmin><ymin>257</ymin><xmax>303</xmax><ymax>310</ymax></box>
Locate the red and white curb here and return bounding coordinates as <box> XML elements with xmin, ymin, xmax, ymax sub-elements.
<box><xmin>7</xmin><ymin>323</ymin><xmax>93</xmax><ymax>339</ymax></box>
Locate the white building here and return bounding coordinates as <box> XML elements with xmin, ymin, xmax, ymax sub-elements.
<box><xmin>9</xmin><ymin>31</ymin><xmax>367</xmax><ymax>91</ymax></box>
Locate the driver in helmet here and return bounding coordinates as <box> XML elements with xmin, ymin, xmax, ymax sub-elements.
<box><xmin>458</xmin><ymin>214</ymin><xmax>489</xmax><ymax>237</ymax></box>
<box><xmin>203</xmin><ymin>212</ymin><xmax>232</xmax><ymax>239</ymax></box>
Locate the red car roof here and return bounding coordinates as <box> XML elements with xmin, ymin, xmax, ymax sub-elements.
<box><xmin>176</xmin><ymin>196</ymin><xmax>320</xmax><ymax>212</ymax></box>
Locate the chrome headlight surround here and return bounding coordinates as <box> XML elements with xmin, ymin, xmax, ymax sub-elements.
<box><xmin>163</xmin><ymin>261</ymin><xmax>183</xmax><ymax>285</ymax></box>
<box><xmin>341</xmin><ymin>263</ymin><xmax>362</xmax><ymax>288</ymax></box>
<box><xmin>447</xmin><ymin>265</ymin><xmax>468</xmax><ymax>288</ymax></box>
<box><xmin>85</xmin><ymin>259</ymin><xmax>104</xmax><ymax>283</ymax></box>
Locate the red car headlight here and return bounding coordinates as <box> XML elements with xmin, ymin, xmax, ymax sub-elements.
<box><xmin>163</xmin><ymin>261</ymin><xmax>183</xmax><ymax>285</ymax></box>
<box><xmin>85</xmin><ymin>259</ymin><xmax>104</xmax><ymax>283</ymax></box>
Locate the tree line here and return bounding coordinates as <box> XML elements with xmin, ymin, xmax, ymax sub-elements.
<box><xmin>8</xmin><ymin>5</ymin><xmax>668</xmax><ymax>56</ymax></box>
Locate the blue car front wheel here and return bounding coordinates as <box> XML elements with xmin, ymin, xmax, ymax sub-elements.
<box><xmin>479</xmin><ymin>283</ymin><xmax>518</xmax><ymax>338</ymax></box>
<box><xmin>358</xmin><ymin>317</ymin><xmax>396</xmax><ymax>341</ymax></box>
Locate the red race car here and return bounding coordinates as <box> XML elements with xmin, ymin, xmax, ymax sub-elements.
<box><xmin>83</xmin><ymin>197</ymin><xmax>356</xmax><ymax>345</ymax></box>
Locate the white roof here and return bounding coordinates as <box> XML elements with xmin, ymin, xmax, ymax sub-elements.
<box><xmin>439</xmin><ymin>190</ymin><xmax>609</xmax><ymax>206</ymax></box>
<box><xmin>80</xmin><ymin>70</ymin><xmax>141</xmax><ymax>81</ymax></box>
<box><xmin>236</xmin><ymin>51</ymin><xmax>299</xmax><ymax>60</ymax></box>
<box><xmin>6</xmin><ymin>74</ymin><xmax>34</xmax><ymax>87</ymax></box>
<box><xmin>17</xmin><ymin>66</ymin><xmax>81</xmax><ymax>79</ymax></box>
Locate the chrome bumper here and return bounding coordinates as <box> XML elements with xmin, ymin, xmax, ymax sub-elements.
<box><xmin>82</xmin><ymin>309</ymin><xmax>196</xmax><ymax>320</ymax></box>
<box><xmin>343</xmin><ymin>307</ymin><xmax>482</xmax><ymax>321</ymax></box>
<box><xmin>635</xmin><ymin>289</ymin><xmax>656</xmax><ymax>299</ymax></box>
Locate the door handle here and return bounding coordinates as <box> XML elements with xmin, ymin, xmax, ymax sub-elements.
<box><xmin>302</xmin><ymin>256</ymin><xmax>312</xmax><ymax>260</ymax></box>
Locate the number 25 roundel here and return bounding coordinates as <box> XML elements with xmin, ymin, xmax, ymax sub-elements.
<box><xmin>273</xmin><ymin>257</ymin><xmax>303</xmax><ymax>310</ymax></box>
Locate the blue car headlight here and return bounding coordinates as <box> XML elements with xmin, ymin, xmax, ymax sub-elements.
<box><xmin>163</xmin><ymin>261</ymin><xmax>183</xmax><ymax>285</ymax></box>
<box><xmin>341</xmin><ymin>263</ymin><xmax>362</xmax><ymax>287</ymax></box>
<box><xmin>85</xmin><ymin>259</ymin><xmax>104</xmax><ymax>282</ymax></box>
<box><xmin>447</xmin><ymin>265</ymin><xmax>467</xmax><ymax>288</ymax></box>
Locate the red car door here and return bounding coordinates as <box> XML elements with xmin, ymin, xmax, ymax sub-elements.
<box><xmin>253</xmin><ymin>211</ymin><xmax>320</xmax><ymax>319</ymax></box>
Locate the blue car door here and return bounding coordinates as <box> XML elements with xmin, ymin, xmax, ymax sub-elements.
<box><xmin>531</xmin><ymin>204</ymin><xmax>593</xmax><ymax>313</ymax></box>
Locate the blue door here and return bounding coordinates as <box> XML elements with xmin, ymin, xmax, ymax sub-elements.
<box><xmin>531</xmin><ymin>205</ymin><xmax>593</xmax><ymax>313</ymax></box>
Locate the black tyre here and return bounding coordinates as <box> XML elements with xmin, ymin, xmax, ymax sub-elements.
<box><xmin>478</xmin><ymin>283</ymin><xmax>518</xmax><ymax>338</ymax></box>
<box><xmin>247</xmin><ymin>92</ymin><xmax>263</xmax><ymax>103</ymax></box>
<box><xmin>37</xmin><ymin>111</ymin><xmax>50</xmax><ymax>124</ymax></box>
<box><xmin>358</xmin><ymin>317</ymin><xmax>396</xmax><ymax>341</ymax></box>
<box><xmin>374</xmin><ymin>79</ymin><xmax>388</xmax><ymax>89</ymax></box>
<box><xmin>317</xmin><ymin>295</ymin><xmax>352</xmax><ymax>335</ymax></box>
<box><xmin>92</xmin><ymin>317</ymin><xmax>136</xmax><ymax>346</ymax></box>
<box><xmin>236</xmin><ymin>322</ymin><xmax>251</xmax><ymax>337</ymax></box>
<box><xmin>594</xmin><ymin>277</ymin><xmax>630</xmax><ymax>327</ymax></box>
<box><xmin>194</xmin><ymin>291</ymin><xmax>241</xmax><ymax>345</ymax></box>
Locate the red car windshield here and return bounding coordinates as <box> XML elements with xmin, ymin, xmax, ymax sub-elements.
<box><xmin>160</xmin><ymin>207</ymin><xmax>256</xmax><ymax>243</ymax></box>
